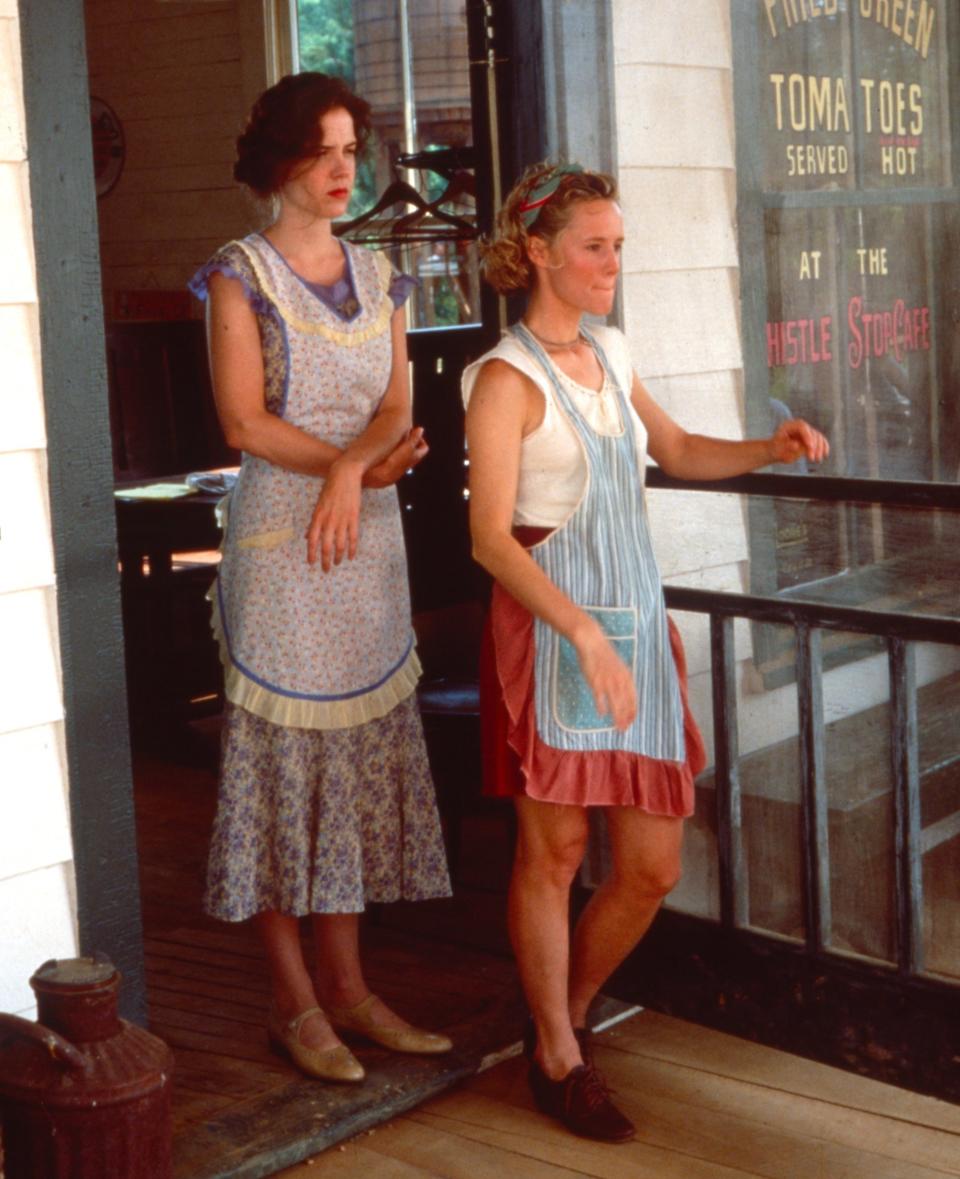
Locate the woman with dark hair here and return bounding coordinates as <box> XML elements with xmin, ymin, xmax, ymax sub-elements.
<box><xmin>463</xmin><ymin>162</ymin><xmax>828</xmax><ymax>1140</ymax></box>
<box><xmin>189</xmin><ymin>72</ymin><xmax>453</xmax><ymax>1084</ymax></box>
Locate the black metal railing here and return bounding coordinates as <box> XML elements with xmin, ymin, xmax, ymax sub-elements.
<box><xmin>648</xmin><ymin>470</ymin><xmax>960</xmax><ymax>984</ymax></box>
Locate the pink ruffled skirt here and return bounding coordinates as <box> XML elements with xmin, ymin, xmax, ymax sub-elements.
<box><xmin>481</xmin><ymin>579</ymin><xmax>706</xmax><ymax>814</ymax></box>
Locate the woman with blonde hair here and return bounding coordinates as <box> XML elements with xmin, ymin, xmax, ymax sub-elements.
<box><xmin>463</xmin><ymin>162</ymin><xmax>827</xmax><ymax>1140</ymax></box>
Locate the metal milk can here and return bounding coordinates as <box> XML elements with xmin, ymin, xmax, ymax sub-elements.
<box><xmin>0</xmin><ymin>955</ymin><xmax>174</xmax><ymax>1178</ymax></box>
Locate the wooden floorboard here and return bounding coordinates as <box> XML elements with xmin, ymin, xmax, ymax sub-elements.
<box><xmin>135</xmin><ymin>744</ymin><xmax>536</xmax><ymax>1179</ymax></box>
<box><xmin>271</xmin><ymin>1012</ymin><xmax>960</xmax><ymax>1179</ymax></box>
<box><xmin>136</xmin><ymin>743</ymin><xmax>960</xmax><ymax>1179</ymax></box>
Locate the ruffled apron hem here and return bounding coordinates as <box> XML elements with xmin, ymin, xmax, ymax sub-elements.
<box><xmin>210</xmin><ymin>587</ymin><xmax>422</xmax><ymax>730</ymax></box>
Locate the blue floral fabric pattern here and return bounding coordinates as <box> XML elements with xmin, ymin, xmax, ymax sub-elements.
<box><xmin>204</xmin><ymin>697</ymin><xmax>451</xmax><ymax>920</ymax></box>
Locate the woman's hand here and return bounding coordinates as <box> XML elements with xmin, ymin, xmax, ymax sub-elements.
<box><xmin>363</xmin><ymin>427</ymin><xmax>429</xmax><ymax>489</ymax></box>
<box><xmin>306</xmin><ymin>458</ymin><xmax>364</xmax><ymax>570</ymax></box>
<box><xmin>770</xmin><ymin>419</ymin><xmax>830</xmax><ymax>466</ymax></box>
<box><xmin>574</xmin><ymin>620</ymin><xmax>638</xmax><ymax>731</ymax></box>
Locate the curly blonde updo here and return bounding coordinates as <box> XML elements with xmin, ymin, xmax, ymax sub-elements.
<box><xmin>479</xmin><ymin>162</ymin><xmax>618</xmax><ymax>294</ymax></box>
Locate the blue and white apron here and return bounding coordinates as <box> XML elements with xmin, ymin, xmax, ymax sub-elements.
<box><xmin>511</xmin><ymin>323</ymin><xmax>686</xmax><ymax>759</ymax></box>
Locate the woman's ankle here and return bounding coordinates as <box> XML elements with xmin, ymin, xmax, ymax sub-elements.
<box><xmin>532</xmin><ymin>1020</ymin><xmax>583</xmax><ymax>1080</ymax></box>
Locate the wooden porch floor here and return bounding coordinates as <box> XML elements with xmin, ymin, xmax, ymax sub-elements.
<box><xmin>135</xmin><ymin>742</ymin><xmax>534</xmax><ymax>1179</ymax></box>
<box><xmin>135</xmin><ymin>742</ymin><xmax>960</xmax><ymax>1179</ymax></box>
<box><xmin>273</xmin><ymin>1008</ymin><xmax>960</xmax><ymax>1179</ymax></box>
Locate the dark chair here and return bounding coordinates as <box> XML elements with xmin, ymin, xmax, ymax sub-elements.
<box><xmin>107</xmin><ymin>319</ymin><xmax>237</xmax><ymax>750</ymax></box>
<box><xmin>414</xmin><ymin>600</ymin><xmax>485</xmax><ymax>880</ymax></box>
<box><xmin>106</xmin><ymin>319</ymin><xmax>236</xmax><ymax>482</ymax></box>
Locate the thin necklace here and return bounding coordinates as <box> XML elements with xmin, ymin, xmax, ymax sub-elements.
<box><xmin>522</xmin><ymin>320</ymin><xmax>582</xmax><ymax>351</ymax></box>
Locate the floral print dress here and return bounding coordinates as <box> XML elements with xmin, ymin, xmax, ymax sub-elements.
<box><xmin>189</xmin><ymin>234</ymin><xmax>451</xmax><ymax>920</ymax></box>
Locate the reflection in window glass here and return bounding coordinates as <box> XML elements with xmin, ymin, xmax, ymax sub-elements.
<box><xmin>664</xmin><ymin>612</ymin><xmax>719</xmax><ymax>920</ymax></box>
<box><xmin>917</xmin><ymin>642</ymin><xmax>960</xmax><ymax>980</ymax></box>
<box><xmin>734</xmin><ymin>622</ymin><xmax>805</xmax><ymax>941</ymax></box>
<box><xmin>823</xmin><ymin>631</ymin><xmax>895</xmax><ymax>965</ymax></box>
<box><xmin>296</xmin><ymin>0</ymin><xmax>479</xmax><ymax>328</ymax></box>
<box><xmin>739</xmin><ymin>0</ymin><xmax>959</xmax><ymax>601</ymax></box>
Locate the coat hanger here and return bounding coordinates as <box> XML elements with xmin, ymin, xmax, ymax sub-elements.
<box><xmin>336</xmin><ymin>175</ymin><xmax>476</xmax><ymax>243</ymax></box>
<box><xmin>335</xmin><ymin>176</ymin><xmax>442</xmax><ymax>236</ymax></box>
<box><xmin>390</xmin><ymin>183</ymin><xmax>476</xmax><ymax>235</ymax></box>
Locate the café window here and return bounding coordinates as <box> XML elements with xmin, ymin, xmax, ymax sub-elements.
<box><xmin>732</xmin><ymin>1</ymin><xmax>960</xmax><ymax>635</ymax></box>
<box><xmin>293</xmin><ymin>0</ymin><xmax>480</xmax><ymax>329</ymax></box>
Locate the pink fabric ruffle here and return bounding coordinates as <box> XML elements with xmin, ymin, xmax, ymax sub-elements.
<box><xmin>481</xmin><ymin>583</ymin><xmax>706</xmax><ymax>813</ymax></box>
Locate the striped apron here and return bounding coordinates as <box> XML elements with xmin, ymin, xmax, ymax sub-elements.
<box><xmin>512</xmin><ymin>323</ymin><xmax>686</xmax><ymax>760</ymax></box>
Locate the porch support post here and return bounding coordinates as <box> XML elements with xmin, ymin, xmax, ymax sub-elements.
<box><xmin>18</xmin><ymin>0</ymin><xmax>145</xmax><ymax>1021</ymax></box>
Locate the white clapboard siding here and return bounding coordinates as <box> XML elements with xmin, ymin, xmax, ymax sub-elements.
<box><xmin>0</xmin><ymin>864</ymin><xmax>79</xmax><ymax>1016</ymax></box>
<box><xmin>622</xmin><ymin>268</ymin><xmax>744</xmax><ymax>378</ymax></box>
<box><xmin>620</xmin><ymin>168</ymin><xmax>738</xmax><ymax>274</ymax></box>
<box><xmin>0</xmin><ymin>451</ymin><xmax>56</xmax><ymax>594</ymax></box>
<box><xmin>0</xmin><ymin>725</ymin><xmax>72</xmax><ymax>883</ymax></box>
<box><xmin>643</xmin><ymin>370</ymin><xmax>745</xmax><ymax>439</ymax></box>
<box><xmin>86</xmin><ymin>0</ymin><xmax>258</xmax><ymax>308</ymax></box>
<box><xmin>0</xmin><ymin>3</ymin><xmax>77</xmax><ymax>1018</ymax></box>
<box><xmin>0</xmin><ymin>589</ymin><xmax>65</xmax><ymax>736</ymax></box>
<box><xmin>0</xmin><ymin>163</ymin><xmax>37</xmax><ymax>303</ymax></box>
<box><xmin>0</xmin><ymin>303</ymin><xmax>46</xmax><ymax>453</ymax></box>
<box><xmin>614</xmin><ymin>0</ymin><xmax>732</xmax><ymax>69</ymax></box>
<box><xmin>0</xmin><ymin>13</ymin><xmax>25</xmax><ymax>158</ymax></box>
<box><xmin>616</xmin><ymin>63</ymin><xmax>735</xmax><ymax>171</ymax></box>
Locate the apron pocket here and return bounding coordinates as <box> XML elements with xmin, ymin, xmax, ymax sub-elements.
<box><xmin>552</xmin><ymin>605</ymin><xmax>637</xmax><ymax>733</ymax></box>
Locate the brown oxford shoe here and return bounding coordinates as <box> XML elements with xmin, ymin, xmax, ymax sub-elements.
<box><xmin>528</xmin><ymin>1058</ymin><xmax>635</xmax><ymax>1143</ymax></box>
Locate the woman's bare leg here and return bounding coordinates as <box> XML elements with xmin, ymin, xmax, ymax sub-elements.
<box><xmin>255</xmin><ymin>910</ymin><xmax>341</xmax><ymax>1050</ymax></box>
<box><xmin>311</xmin><ymin>912</ymin><xmax>417</xmax><ymax>1031</ymax></box>
<box><xmin>567</xmin><ymin>810</ymin><xmax>683</xmax><ymax>1029</ymax></box>
<box><xmin>509</xmin><ymin>795</ymin><xmax>590</xmax><ymax>1079</ymax></box>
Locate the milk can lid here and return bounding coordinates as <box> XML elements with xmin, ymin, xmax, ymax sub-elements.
<box><xmin>32</xmin><ymin>954</ymin><xmax>117</xmax><ymax>989</ymax></box>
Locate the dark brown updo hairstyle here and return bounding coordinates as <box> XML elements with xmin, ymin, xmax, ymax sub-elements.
<box><xmin>480</xmin><ymin>161</ymin><xmax>618</xmax><ymax>294</ymax></box>
<box><xmin>234</xmin><ymin>72</ymin><xmax>372</xmax><ymax>198</ymax></box>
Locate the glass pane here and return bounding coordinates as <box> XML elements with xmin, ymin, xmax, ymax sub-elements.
<box><xmin>738</xmin><ymin>621</ymin><xmax>805</xmax><ymax>941</ymax></box>
<box><xmin>858</xmin><ymin>1</ymin><xmax>953</xmax><ymax>190</ymax></box>
<box><xmin>297</xmin><ymin>0</ymin><xmax>479</xmax><ymax>327</ymax></box>
<box><xmin>824</xmin><ymin>630</ymin><xmax>895</xmax><ymax>964</ymax></box>
<box><xmin>761</xmin><ymin>199</ymin><xmax>958</xmax><ymax>501</ymax></box>
<box><xmin>757</xmin><ymin>1</ymin><xmax>855</xmax><ymax>193</ymax></box>
<box><xmin>918</xmin><ymin>641</ymin><xmax>960</xmax><ymax>979</ymax></box>
<box><xmin>663</xmin><ymin>610</ymin><xmax>718</xmax><ymax>920</ymax></box>
<box><xmin>739</xmin><ymin>495</ymin><xmax>960</xmax><ymax>630</ymax></box>
<box><xmin>754</xmin><ymin>1</ymin><xmax>954</xmax><ymax>193</ymax></box>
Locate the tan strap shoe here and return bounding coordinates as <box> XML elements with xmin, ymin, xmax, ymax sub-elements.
<box><xmin>267</xmin><ymin>1005</ymin><xmax>365</xmax><ymax>1082</ymax></box>
<box><xmin>327</xmin><ymin>993</ymin><xmax>453</xmax><ymax>1055</ymax></box>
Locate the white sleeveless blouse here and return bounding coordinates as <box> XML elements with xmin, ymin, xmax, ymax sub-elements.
<box><xmin>461</xmin><ymin>325</ymin><xmax>648</xmax><ymax>528</ymax></box>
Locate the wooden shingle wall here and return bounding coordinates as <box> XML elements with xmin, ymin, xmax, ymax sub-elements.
<box><xmin>84</xmin><ymin>0</ymin><xmax>267</xmax><ymax>316</ymax></box>
<box><xmin>0</xmin><ymin>0</ymin><xmax>78</xmax><ymax>1018</ymax></box>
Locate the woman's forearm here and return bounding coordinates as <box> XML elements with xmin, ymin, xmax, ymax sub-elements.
<box><xmin>226</xmin><ymin>403</ymin><xmax>409</xmax><ymax>478</ymax></box>
<box><xmin>226</xmin><ymin>409</ymin><xmax>342</xmax><ymax>475</ymax></box>
<box><xmin>336</xmin><ymin>403</ymin><xmax>410</xmax><ymax>475</ymax></box>
<box><xmin>659</xmin><ymin>433</ymin><xmax>776</xmax><ymax>480</ymax></box>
